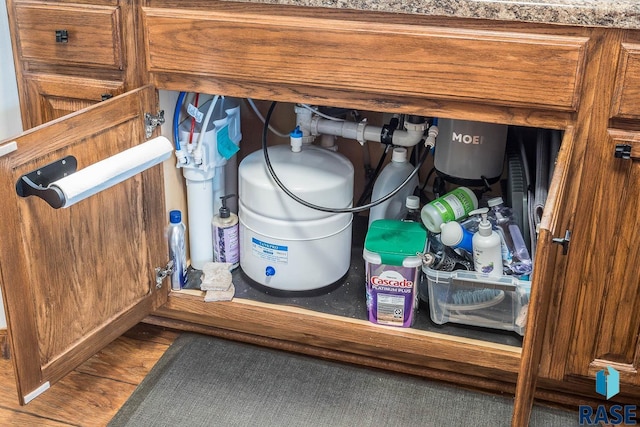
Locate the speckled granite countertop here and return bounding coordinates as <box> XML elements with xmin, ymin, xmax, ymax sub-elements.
<box><xmin>231</xmin><ymin>0</ymin><xmax>640</xmax><ymax>29</ymax></box>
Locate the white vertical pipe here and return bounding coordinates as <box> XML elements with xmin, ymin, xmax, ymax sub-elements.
<box><xmin>184</xmin><ymin>172</ymin><xmax>215</xmax><ymax>269</ymax></box>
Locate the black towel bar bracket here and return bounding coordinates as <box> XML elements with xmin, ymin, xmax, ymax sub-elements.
<box><xmin>16</xmin><ymin>156</ymin><xmax>77</xmax><ymax>209</ymax></box>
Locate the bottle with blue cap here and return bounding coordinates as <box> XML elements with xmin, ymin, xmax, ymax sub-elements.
<box><xmin>439</xmin><ymin>221</ymin><xmax>474</xmax><ymax>253</ymax></box>
<box><xmin>167</xmin><ymin>210</ymin><xmax>187</xmax><ymax>290</ymax></box>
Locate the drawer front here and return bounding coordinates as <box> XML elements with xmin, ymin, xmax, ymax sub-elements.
<box><xmin>611</xmin><ymin>44</ymin><xmax>640</xmax><ymax>119</ymax></box>
<box><xmin>15</xmin><ymin>2</ymin><xmax>122</xmax><ymax>69</ymax></box>
<box><xmin>22</xmin><ymin>73</ymin><xmax>126</xmax><ymax>128</ymax></box>
<box><xmin>143</xmin><ymin>8</ymin><xmax>587</xmax><ymax>111</ymax></box>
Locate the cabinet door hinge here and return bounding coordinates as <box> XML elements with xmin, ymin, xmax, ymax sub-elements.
<box><xmin>155</xmin><ymin>260</ymin><xmax>174</xmax><ymax>288</ymax></box>
<box><xmin>614</xmin><ymin>144</ymin><xmax>632</xmax><ymax>160</ymax></box>
<box><xmin>145</xmin><ymin>111</ymin><xmax>165</xmax><ymax>138</ymax></box>
<box><xmin>552</xmin><ymin>229</ymin><xmax>571</xmax><ymax>255</ymax></box>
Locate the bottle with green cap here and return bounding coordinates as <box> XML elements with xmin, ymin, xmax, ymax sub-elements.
<box><xmin>212</xmin><ymin>194</ymin><xmax>239</xmax><ymax>269</ymax></box>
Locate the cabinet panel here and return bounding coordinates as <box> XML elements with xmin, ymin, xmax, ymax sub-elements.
<box><xmin>14</xmin><ymin>2</ymin><xmax>123</xmax><ymax>69</ymax></box>
<box><xmin>142</xmin><ymin>7</ymin><xmax>587</xmax><ymax>111</ymax></box>
<box><xmin>22</xmin><ymin>73</ymin><xmax>125</xmax><ymax>128</ymax></box>
<box><xmin>512</xmin><ymin>126</ymin><xmax>580</xmax><ymax>425</ymax></box>
<box><xmin>0</xmin><ymin>86</ymin><xmax>168</xmax><ymax>404</ymax></box>
<box><xmin>568</xmin><ymin>129</ymin><xmax>640</xmax><ymax>388</ymax></box>
<box><xmin>611</xmin><ymin>44</ymin><xmax>640</xmax><ymax>119</ymax></box>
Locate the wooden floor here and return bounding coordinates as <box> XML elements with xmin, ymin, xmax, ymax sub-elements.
<box><xmin>0</xmin><ymin>323</ymin><xmax>179</xmax><ymax>426</ymax></box>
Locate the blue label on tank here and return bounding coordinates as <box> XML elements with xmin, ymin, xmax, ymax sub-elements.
<box><xmin>251</xmin><ymin>238</ymin><xmax>288</xmax><ymax>264</ymax></box>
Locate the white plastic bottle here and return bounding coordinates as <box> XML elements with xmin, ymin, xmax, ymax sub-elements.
<box><xmin>212</xmin><ymin>194</ymin><xmax>239</xmax><ymax>269</ymax></box>
<box><xmin>420</xmin><ymin>186</ymin><xmax>478</xmax><ymax>233</ymax></box>
<box><xmin>368</xmin><ymin>147</ymin><xmax>419</xmax><ymax>228</ymax></box>
<box><xmin>167</xmin><ymin>210</ymin><xmax>187</xmax><ymax>290</ymax></box>
<box><xmin>472</xmin><ymin>211</ymin><xmax>503</xmax><ymax>277</ymax></box>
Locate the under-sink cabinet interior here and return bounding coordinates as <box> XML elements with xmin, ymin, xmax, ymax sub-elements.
<box><xmin>2</xmin><ymin>1</ymin><xmax>640</xmax><ymax>426</ymax></box>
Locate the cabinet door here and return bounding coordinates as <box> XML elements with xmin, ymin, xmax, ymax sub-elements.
<box><xmin>512</xmin><ymin>127</ymin><xmax>579</xmax><ymax>425</ymax></box>
<box><xmin>22</xmin><ymin>73</ymin><xmax>125</xmax><ymax>128</ymax></box>
<box><xmin>0</xmin><ymin>86</ymin><xmax>169</xmax><ymax>404</ymax></box>
<box><xmin>567</xmin><ymin>130</ymin><xmax>640</xmax><ymax>388</ymax></box>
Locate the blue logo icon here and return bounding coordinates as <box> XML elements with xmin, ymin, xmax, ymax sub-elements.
<box><xmin>595</xmin><ymin>366</ymin><xmax>620</xmax><ymax>400</ymax></box>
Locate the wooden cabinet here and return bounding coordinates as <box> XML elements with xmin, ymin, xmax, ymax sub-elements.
<box><xmin>3</xmin><ymin>0</ymin><xmax>640</xmax><ymax>424</ymax></box>
<box><xmin>22</xmin><ymin>73</ymin><xmax>126</xmax><ymax>126</ymax></box>
<box><xmin>6</xmin><ymin>0</ymin><xmax>143</xmax><ymax>129</ymax></box>
<box><xmin>529</xmin><ymin>31</ymin><xmax>640</xmax><ymax>406</ymax></box>
<box><xmin>142</xmin><ymin>6</ymin><xmax>587</xmax><ymax>111</ymax></box>
<box><xmin>611</xmin><ymin>42</ymin><xmax>640</xmax><ymax>120</ymax></box>
<box><xmin>0</xmin><ymin>87</ymin><xmax>169</xmax><ymax>403</ymax></box>
<box><xmin>566</xmin><ymin>128</ymin><xmax>640</xmax><ymax>390</ymax></box>
<box><xmin>545</xmin><ymin>31</ymin><xmax>640</xmax><ymax>401</ymax></box>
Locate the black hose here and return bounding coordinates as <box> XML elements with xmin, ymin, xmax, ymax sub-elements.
<box><xmin>262</xmin><ymin>101</ymin><xmax>430</xmax><ymax>214</ymax></box>
<box><xmin>356</xmin><ymin>145</ymin><xmax>388</xmax><ymax>206</ymax></box>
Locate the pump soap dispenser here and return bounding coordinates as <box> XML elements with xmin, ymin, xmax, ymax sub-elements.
<box><xmin>212</xmin><ymin>194</ymin><xmax>240</xmax><ymax>269</ymax></box>
<box><xmin>472</xmin><ymin>208</ymin><xmax>503</xmax><ymax>277</ymax></box>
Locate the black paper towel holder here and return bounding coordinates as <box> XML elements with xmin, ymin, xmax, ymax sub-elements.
<box><xmin>16</xmin><ymin>156</ymin><xmax>77</xmax><ymax>209</ymax></box>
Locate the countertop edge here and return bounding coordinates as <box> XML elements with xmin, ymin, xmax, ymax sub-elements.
<box><xmin>226</xmin><ymin>0</ymin><xmax>640</xmax><ymax>30</ymax></box>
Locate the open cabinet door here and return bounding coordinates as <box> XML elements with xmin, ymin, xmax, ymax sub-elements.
<box><xmin>0</xmin><ymin>86</ymin><xmax>169</xmax><ymax>404</ymax></box>
<box><xmin>511</xmin><ymin>126</ymin><xmax>578</xmax><ymax>425</ymax></box>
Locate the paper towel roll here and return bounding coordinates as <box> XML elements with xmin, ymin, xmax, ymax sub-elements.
<box><xmin>50</xmin><ymin>136</ymin><xmax>173</xmax><ymax>208</ymax></box>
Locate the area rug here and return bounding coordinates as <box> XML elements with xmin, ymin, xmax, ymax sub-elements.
<box><xmin>109</xmin><ymin>333</ymin><xmax>579</xmax><ymax>427</ymax></box>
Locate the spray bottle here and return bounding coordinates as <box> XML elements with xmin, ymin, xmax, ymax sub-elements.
<box><xmin>212</xmin><ymin>194</ymin><xmax>239</xmax><ymax>269</ymax></box>
<box><xmin>472</xmin><ymin>208</ymin><xmax>503</xmax><ymax>277</ymax></box>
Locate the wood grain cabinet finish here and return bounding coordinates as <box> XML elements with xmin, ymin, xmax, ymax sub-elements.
<box><xmin>0</xmin><ymin>87</ymin><xmax>169</xmax><ymax>404</ymax></box>
<box><xmin>142</xmin><ymin>7</ymin><xmax>587</xmax><ymax>111</ymax></box>
<box><xmin>7</xmin><ymin>0</ymin><xmax>143</xmax><ymax>129</ymax></box>
<box><xmin>611</xmin><ymin>44</ymin><xmax>640</xmax><ymax>119</ymax></box>
<box><xmin>532</xmin><ymin>28</ymin><xmax>640</xmax><ymax>407</ymax></box>
<box><xmin>14</xmin><ymin>2</ymin><xmax>123</xmax><ymax>69</ymax></box>
<box><xmin>567</xmin><ymin>128</ymin><xmax>640</xmax><ymax>390</ymax></box>
<box><xmin>4</xmin><ymin>0</ymin><xmax>640</xmax><ymax>423</ymax></box>
<box><xmin>22</xmin><ymin>73</ymin><xmax>125</xmax><ymax>127</ymax></box>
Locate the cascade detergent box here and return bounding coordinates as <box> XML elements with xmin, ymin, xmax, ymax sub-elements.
<box><xmin>363</xmin><ymin>219</ymin><xmax>427</xmax><ymax>327</ymax></box>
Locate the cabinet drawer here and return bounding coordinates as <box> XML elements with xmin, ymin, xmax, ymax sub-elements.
<box><xmin>22</xmin><ymin>73</ymin><xmax>125</xmax><ymax>128</ymax></box>
<box><xmin>143</xmin><ymin>8</ymin><xmax>587</xmax><ymax>111</ymax></box>
<box><xmin>14</xmin><ymin>2</ymin><xmax>122</xmax><ymax>69</ymax></box>
<box><xmin>611</xmin><ymin>44</ymin><xmax>640</xmax><ymax>119</ymax></box>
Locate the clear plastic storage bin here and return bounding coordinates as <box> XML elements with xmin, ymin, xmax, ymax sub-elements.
<box><xmin>422</xmin><ymin>266</ymin><xmax>531</xmax><ymax>336</ymax></box>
